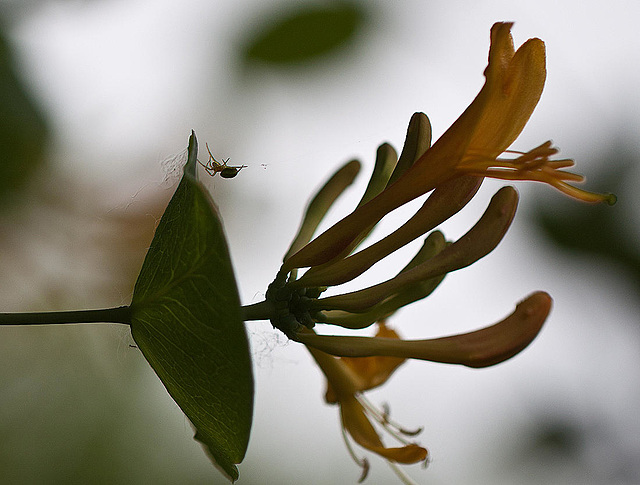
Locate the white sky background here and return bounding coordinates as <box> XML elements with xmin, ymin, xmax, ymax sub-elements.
<box><xmin>5</xmin><ymin>0</ymin><xmax>640</xmax><ymax>484</ymax></box>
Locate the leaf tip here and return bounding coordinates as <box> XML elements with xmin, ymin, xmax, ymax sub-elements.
<box><xmin>185</xmin><ymin>130</ymin><xmax>199</xmax><ymax>178</ymax></box>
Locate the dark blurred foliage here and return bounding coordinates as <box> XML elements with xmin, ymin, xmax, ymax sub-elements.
<box><xmin>510</xmin><ymin>411</ymin><xmax>640</xmax><ymax>484</ymax></box>
<box><xmin>239</xmin><ymin>1</ymin><xmax>368</xmax><ymax>67</ymax></box>
<box><xmin>532</xmin><ymin>143</ymin><xmax>640</xmax><ymax>291</ymax></box>
<box><xmin>0</xmin><ymin>22</ymin><xmax>48</xmax><ymax>206</ymax></box>
<box><xmin>520</xmin><ymin>417</ymin><xmax>584</xmax><ymax>462</ymax></box>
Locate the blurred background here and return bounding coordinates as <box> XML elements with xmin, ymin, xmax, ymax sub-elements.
<box><xmin>0</xmin><ymin>0</ymin><xmax>638</xmax><ymax>484</ymax></box>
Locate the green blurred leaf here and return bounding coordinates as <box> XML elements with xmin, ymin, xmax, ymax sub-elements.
<box><xmin>242</xmin><ymin>2</ymin><xmax>366</xmax><ymax>65</ymax></box>
<box><xmin>532</xmin><ymin>151</ymin><xmax>640</xmax><ymax>289</ymax></box>
<box><xmin>130</xmin><ymin>132</ymin><xmax>253</xmax><ymax>481</ymax></box>
<box><xmin>0</xmin><ymin>27</ymin><xmax>48</xmax><ymax>203</ymax></box>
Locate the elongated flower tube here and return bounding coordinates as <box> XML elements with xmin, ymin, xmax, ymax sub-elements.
<box><xmin>291</xmin><ymin>175</ymin><xmax>482</xmax><ymax>289</ymax></box>
<box><xmin>298</xmin><ymin>292</ymin><xmax>552</xmax><ymax>368</ymax></box>
<box><xmin>311</xmin><ymin>186</ymin><xmax>518</xmax><ymax>313</ymax></box>
<box><xmin>315</xmin><ymin>231</ymin><xmax>448</xmax><ymax>330</ymax></box>
<box><xmin>283</xmin><ymin>159</ymin><xmax>361</xmax><ymax>262</ymax></box>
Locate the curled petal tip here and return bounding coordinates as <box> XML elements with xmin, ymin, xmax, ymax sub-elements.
<box><xmin>458</xmin><ymin>290</ymin><xmax>552</xmax><ymax>367</ymax></box>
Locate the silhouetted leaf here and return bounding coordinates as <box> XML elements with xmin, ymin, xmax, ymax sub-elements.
<box><xmin>0</xmin><ymin>27</ymin><xmax>48</xmax><ymax>203</ymax></box>
<box><xmin>241</xmin><ymin>2</ymin><xmax>366</xmax><ymax>65</ymax></box>
<box><xmin>130</xmin><ymin>132</ymin><xmax>253</xmax><ymax>481</ymax></box>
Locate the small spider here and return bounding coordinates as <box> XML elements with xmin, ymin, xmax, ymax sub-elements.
<box><xmin>198</xmin><ymin>143</ymin><xmax>247</xmax><ymax>178</ymax></box>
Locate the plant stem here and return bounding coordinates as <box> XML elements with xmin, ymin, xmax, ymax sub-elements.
<box><xmin>0</xmin><ymin>306</ymin><xmax>132</xmax><ymax>326</ymax></box>
<box><xmin>241</xmin><ymin>300</ymin><xmax>275</xmax><ymax>322</ymax></box>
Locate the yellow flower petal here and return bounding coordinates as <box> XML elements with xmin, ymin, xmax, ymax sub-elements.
<box><xmin>467</xmin><ymin>23</ymin><xmax>546</xmax><ymax>155</ymax></box>
<box><xmin>326</xmin><ymin>322</ymin><xmax>405</xmax><ymax>403</ymax></box>
<box><xmin>340</xmin><ymin>396</ymin><xmax>428</xmax><ymax>464</ymax></box>
<box><xmin>398</xmin><ymin>22</ymin><xmax>544</xmax><ymax>201</ymax></box>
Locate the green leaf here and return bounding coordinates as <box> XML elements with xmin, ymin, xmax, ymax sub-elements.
<box><xmin>241</xmin><ymin>2</ymin><xmax>366</xmax><ymax>65</ymax></box>
<box><xmin>0</xmin><ymin>28</ymin><xmax>48</xmax><ymax>204</ymax></box>
<box><xmin>130</xmin><ymin>132</ymin><xmax>253</xmax><ymax>481</ymax></box>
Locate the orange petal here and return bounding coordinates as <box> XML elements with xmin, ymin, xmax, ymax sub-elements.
<box><xmin>326</xmin><ymin>322</ymin><xmax>405</xmax><ymax>403</ymax></box>
<box><xmin>484</xmin><ymin>22</ymin><xmax>516</xmax><ymax>84</ymax></box>
<box><xmin>340</xmin><ymin>396</ymin><xmax>427</xmax><ymax>464</ymax></box>
<box><xmin>340</xmin><ymin>395</ymin><xmax>385</xmax><ymax>450</ymax></box>
<box><xmin>306</xmin><ymin>340</ymin><xmax>364</xmax><ymax>403</ymax></box>
<box><xmin>468</xmin><ymin>25</ymin><xmax>546</xmax><ymax>156</ymax></box>
<box><xmin>367</xmin><ymin>443</ymin><xmax>428</xmax><ymax>464</ymax></box>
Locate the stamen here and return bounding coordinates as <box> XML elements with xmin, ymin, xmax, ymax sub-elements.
<box><xmin>381</xmin><ymin>403</ymin><xmax>423</xmax><ymax>437</ymax></box>
<box><xmin>357</xmin><ymin>395</ymin><xmax>423</xmax><ymax>444</ymax></box>
<box><xmin>341</xmin><ymin>426</ymin><xmax>371</xmax><ymax>482</ymax></box>
<box><xmin>387</xmin><ymin>461</ymin><xmax>421</xmax><ymax>485</ymax></box>
<box><xmin>545</xmin><ymin>169</ymin><xmax>583</xmax><ymax>182</ymax></box>
<box><xmin>457</xmin><ymin>142</ymin><xmax>615</xmax><ymax>204</ymax></box>
<box><xmin>502</xmin><ymin>149</ymin><xmax>527</xmax><ymax>155</ymax></box>
<box><xmin>546</xmin><ymin>178</ymin><xmax>617</xmax><ymax>205</ymax></box>
<box><xmin>544</xmin><ymin>160</ymin><xmax>576</xmax><ymax>169</ymax></box>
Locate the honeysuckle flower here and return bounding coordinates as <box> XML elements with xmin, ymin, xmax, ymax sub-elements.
<box><xmin>302</xmin><ymin>290</ymin><xmax>551</xmax><ymax>482</ymax></box>
<box><xmin>250</xmin><ymin>21</ymin><xmax>615</xmax><ymax>483</ymax></box>
<box><xmin>306</xmin><ymin>323</ymin><xmax>428</xmax><ymax>483</ymax></box>
<box><xmin>298</xmin><ymin>291</ymin><xmax>551</xmax><ymax>483</ymax></box>
<box><xmin>281</xmin><ymin>22</ymin><xmax>614</xmax><ymax>273</ymax></box>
